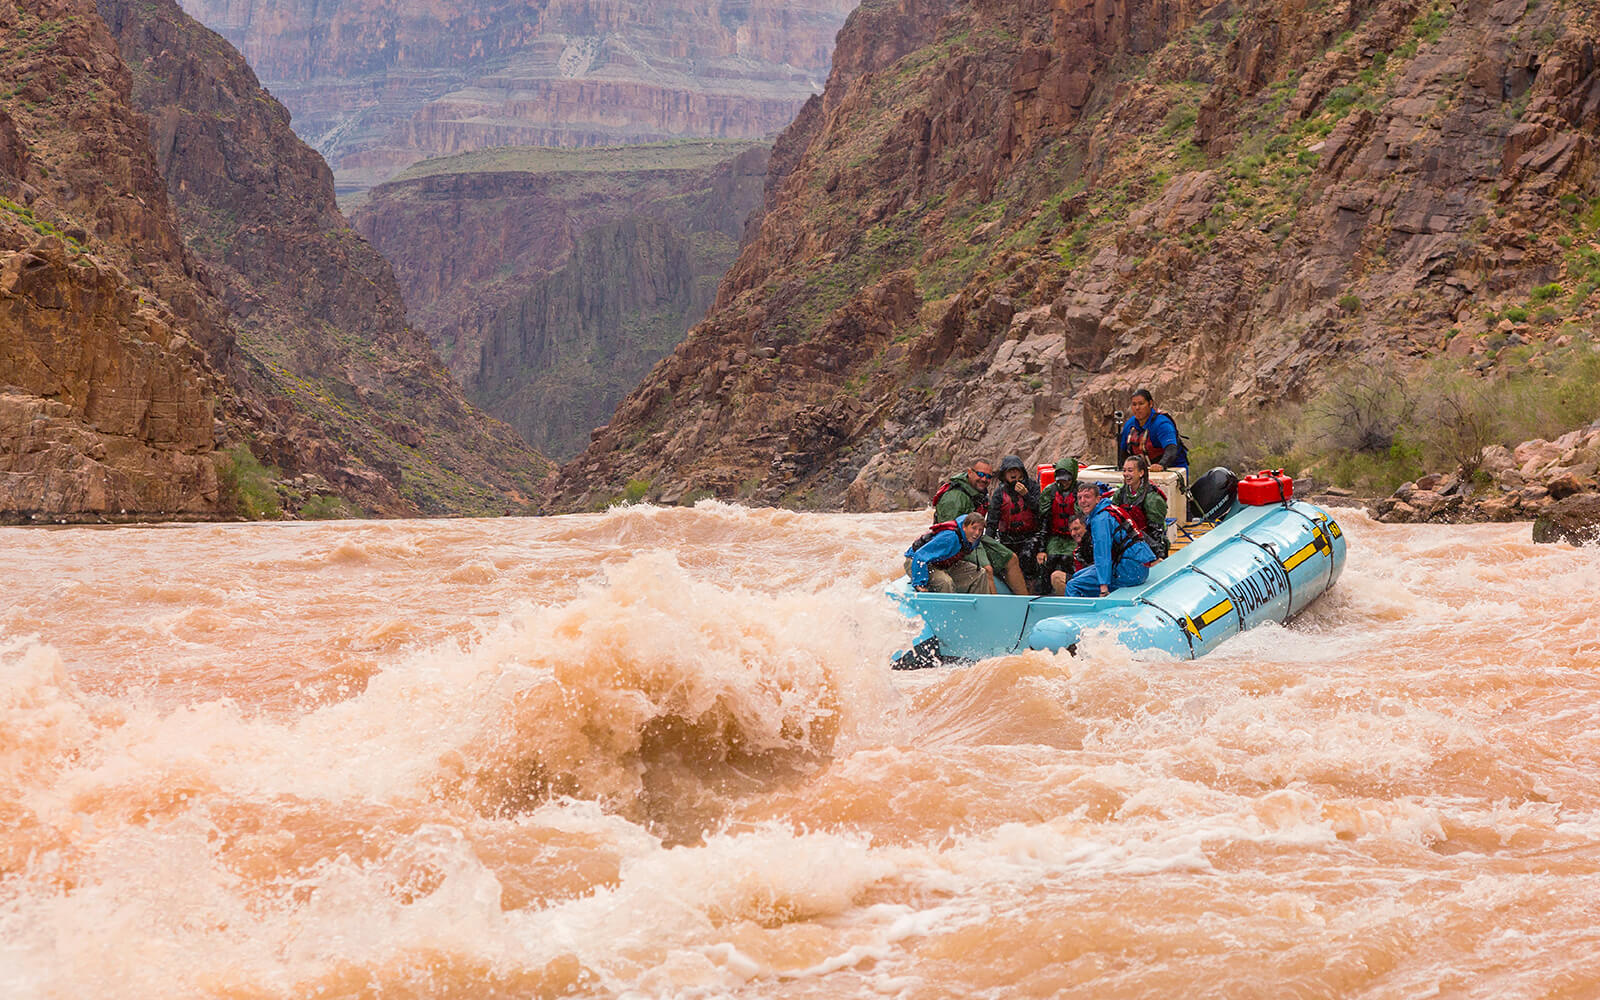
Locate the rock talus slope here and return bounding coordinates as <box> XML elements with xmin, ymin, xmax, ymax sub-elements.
<box><xmin>554</xmin><ymin>0</ymin><xmax>1600</xmax><ymax>510</ymax></box>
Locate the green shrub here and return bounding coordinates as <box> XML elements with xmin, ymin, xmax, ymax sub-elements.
<box><xmin>1323</xmin><ymin>84</ymin><xmax>1365</xmax><ymax>114</ymax></box>
<box><xmin>1533</xmin><ymin>305</ymin><xmax>1561</xmax><ymax>326</ymax></box>
<box><xmin>1337</xmin><ymin>293</ymin><xmax>1362</xmax><ymax>313</ymax></box>
<box><xmin>1322</xmin><ymin>439</ymin><xmax>1425</xmax><ymax>493</ymax></box>
<box><xmin>217</xmin><ymin>443</ymin><xmax>281</xmax><ymax>520</ymax></box>
<box><xmin>1502</xmin><ymin>305</ymin><xmax>1529</xmax><ymax>323</ymax></box>
<box><xmin>1497</xmin><ymin>347</ymin><xmax>1600</xmax><ymax>444</ymax></box>
<box><xmin>300</xmin><ymin>495</ymin><xmax>361</xmax><ymax>520</ymax></box>
<box><xmin>618</xmin><ymin>478</ymin><xmax>651</xmax><ymax>504</ymax></box>
<box><xmin>1530</xmin><ymin>282</ymin><xmax>1563</xmax><ymax>302</ymax></box>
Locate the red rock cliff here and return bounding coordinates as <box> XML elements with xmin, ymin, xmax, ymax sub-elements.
<box><xmin>99</xmin><ymin>0</ymin><xmax>551</xmax><ymax>514</ymax></box>
<box><xmin>552</xmin><ymin>0</ymin><xmax>1600</xmax><ymax>510</ymax></box>
<box><xmin>1</xmin><ymin>0</ymin><xmax>230</xmax><ymax>518</ymax></box>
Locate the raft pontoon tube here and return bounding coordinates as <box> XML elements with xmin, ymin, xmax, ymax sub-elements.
<box><xmin>890</xmin><ymin>471</ymin><xmax>1346</xmax><ymax>665</ymax></box>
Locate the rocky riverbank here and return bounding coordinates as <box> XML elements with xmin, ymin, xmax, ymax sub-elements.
<box><xmin>1371</xmin><ymin>421</ymin><xmax>1600</xmax><ymax>544</ymax></box>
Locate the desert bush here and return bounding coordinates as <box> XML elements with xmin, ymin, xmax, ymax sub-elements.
<box><xmin>217</xmin><ymin>443</ymin><xmax>281</xmax><ymax>520</ymax></box>
<box><xmin>1497</xmin><ymin>344</ymin><xmax>1600</xmax><ymax>444</ymax></box>
<box><xmin>612</xmin><ymin>478</ymin><xmax>652</xmax><ymax>505</ymax></box>
<box><xmin>1305</xmin><ymin>367</ymin><xmax>1413</xmax><ymax>454</ymax></box>
<box><xmin>1413</xmin><ymin>374</ymin><xmax>1502</xmax><ymax>481</ymax></box>
<box><xmin>300</xmin><ymin>495</ymin><xmax>361</xmax><ymax>520</ymax></box>
<box><xmin>1186</xmin><ymin>406</ymin><xmax>1305</xmax><ymax>477</ymax></box>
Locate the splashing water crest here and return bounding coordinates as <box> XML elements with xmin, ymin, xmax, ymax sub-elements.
<box><xmin>3</xmin><ymin>504</ymin><xmax>1600</xmax><ymax>997</ymax></box>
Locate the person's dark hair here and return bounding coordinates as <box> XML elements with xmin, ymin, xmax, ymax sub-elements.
<box><xmin>1132</xmin><ymin>388</ymin><xmax>1154</xmax><ymax>404</ymax></box>
<box><xmin>1068</xmin><ymin>514</ymin><xmax>1089</xmax><ymax>531</ymax></box>
<box><xmin>1124</xmin><ymin>454</ymin><xmax>1150</xmax><ymax>476</ymax></box>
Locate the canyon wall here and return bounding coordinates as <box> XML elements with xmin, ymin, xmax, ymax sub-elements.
<box><xmin>1</xmin><ymin>0</ymin><xmax>232</xmax><ymax>517</ymax></box>
<box><xmin>551</xmin><ymin>0</ymin><xmax>1600</xmax><ymax>510</ymax></box>
<box><xmin>99</xmin><ymin>0</ymin><xmax>551</xmax><ymax>514</ymax></box>
<box><xmin>1</xmin><ymin>0</ymin><xmax>549</xmax><ymax>520</ymax></box>
<box><xmin>177</xmin><ymin>0</ymin><xmax>857</xmax><ymax>192</ymax></box>
<box><xmin>353</xmin><ymin>141</ymin><xmax>768</xmax><ymax>458</ymax></box>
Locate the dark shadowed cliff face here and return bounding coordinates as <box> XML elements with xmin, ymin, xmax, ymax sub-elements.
<box><xmin>97</xmin><ymin>0</ymin><xmax>552</xmax><ymax>514</ymax></box>
<box><xmin>551</xmin><ymin>0</ymin><xmax>1600</xmax><ymax>511</ymax></box>
<box><xmin>176</xmin><ymin>0</ymin><xmax>855</xmax><ymax>193</ymax></box>
<box><xmin>353</xmin><ymin>141</ymin><xmax>768</xmax><ymax>460</ymax></box>
<box><xmin>1</xmin><ymin>0</ymin><xmax>230</xmax><ymax>517</ymax></box>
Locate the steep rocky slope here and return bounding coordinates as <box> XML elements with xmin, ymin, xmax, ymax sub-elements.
<box><xmin>98</xmin><ymin>0</ymin><xmax>550</xmax><ymax>514</ymax></box>
<box><xmin>553</xmin><ymin>0</ymin><xmax>1600</xmax><ymax>510</ymax></box>
<box><xmin>178</xmin><ymin>0</ymin><xmax>856</xmax><ymax>193</ymax></box>
<box><xmin>1</xmin><ymin>0</ymin><xmax>548</xmax><ymax>520</ymax></box>
<box><xmin>353</xmin><ymin>141</ymin><xmax>768</xmax><ymax>458</ymax></box>
<box><xmin>1</xmin><ymin>0</ymin><xmax>232</xmax><ymax>517</ymax></box>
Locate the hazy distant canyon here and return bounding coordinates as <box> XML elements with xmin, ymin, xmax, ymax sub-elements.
<box><xmin>176</xmin><ymin>0</ymin><xmax>857</xmax><ymax>194</ymax></box>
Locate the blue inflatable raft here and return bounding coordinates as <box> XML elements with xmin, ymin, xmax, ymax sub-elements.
<box><xmin>890</xmin><ymin>476</ymin><xmax>1346</xmax><ymax>665</ymax></box>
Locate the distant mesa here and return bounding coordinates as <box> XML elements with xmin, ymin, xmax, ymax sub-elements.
<box><xmin>175</xmin><ymin>0</ymin><xmax>857</xmax><ymax>194</ymax></box>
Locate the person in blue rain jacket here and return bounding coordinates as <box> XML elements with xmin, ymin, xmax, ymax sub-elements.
<box><xmin>903</xmin><ymin>513</ymin><xmax>989</xmax><ymax>593</ymax></box>
<box><xmin>1062</xmin><ymin>483</ymin><xmax>1157</xmax><ymax>597</ymax></box>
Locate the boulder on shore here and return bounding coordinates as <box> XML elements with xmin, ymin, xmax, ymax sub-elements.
<box><xmin>1531</xmin><ymin>493</ymin><xmax>1600</xmax><ymax>546</ymax></box>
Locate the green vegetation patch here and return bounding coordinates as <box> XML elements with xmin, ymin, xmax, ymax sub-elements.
<box><xmin>386</xmin><ymin>139</ymin><xmax>771</xmax><ymax>184</ymax></box>
<box><xmin>217</xmin><ymin>443</ymin><xmax>283</xmax><ymax>519</ymax></box>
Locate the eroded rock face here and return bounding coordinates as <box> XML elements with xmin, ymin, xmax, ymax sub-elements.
<box><xmin>1</xmin><ymin>0</ymin><xmax>227</xmax><ymax>519</ymax></box>
<box><xmin>549</xmin><ymin>0</ymin><xmax>1600</xmax><ymax>512</ymax></box>
<box><xmin>177</xmin><ymin>0</ymin><xmax>856</xmax><ymax>192</ymax></box>
<box><xmin>99</xmin><ymin>0</ymin><xmax>552</xmax><ymax>514</ymax></box>
<box><xmin>354</xmin><ymin>142</ymin><xmax>769</xmax><ymax>459</ymax></box>
<box><xmin>1</xmin><ymin>0</ymin><xmax>548</xmax><ymax>520</ymax></box>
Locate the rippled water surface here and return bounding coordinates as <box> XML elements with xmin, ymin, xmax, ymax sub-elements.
<box><xmin>3</xmin><ymin>504</ymin><xmax>1599</xmax><ymax>998</ymax></box>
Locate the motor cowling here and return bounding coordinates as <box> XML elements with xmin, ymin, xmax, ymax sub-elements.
<box><xmin>1188</xmin><ymin>467</ymin><xmax>1239</xmax><ymax>521</ymax></box>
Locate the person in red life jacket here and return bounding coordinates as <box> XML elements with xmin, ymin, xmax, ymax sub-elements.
<box><xmin>932</xmin><ymin>458</ymin><xmax>1028</xmax><ymax>595</ymax></box>
<box><xmin>1117</xmin><ymin>388</ymin><xmax>1189</xmax><ymax>472</ymax></box>
<box><xmin>1062</xmin><ymin>482</ymin><xmax>1157</xmax><ymax>597</ymax></box>
<box><xmin>986</xmin><ymin>455</ymin><xmax>1043</xmax><ymax>588</ymax></box>
<box><xmin>903</xmin><ymin>513</ymin><xmax>989</xmax><ymax>593</ymax></box>
<box><xmin>1045</xmin><ymin>514</ymin><xmax>1092</xmax><ymax>596</ymax></box>
<box><xmin>1032</xmin><ymin>457</ymin><xmax>1081</xmax><ymax>595</ymax></box>
<box><xmin>1112</xmin><ymin>454</ymin><xmax>1170</xmax><ymax>559</ymax></box>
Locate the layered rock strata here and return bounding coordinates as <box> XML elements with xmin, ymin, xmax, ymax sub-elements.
<box><xmin>98</xmin><ymin>0</ymin><xmax>551</xmax><ymax>514</ymax></box>
<box><xmin>177</xmin><ymin>0</ymin><xmax>856</xmax><ymax>192</ymax></box>
<box><xmin>1</xmin><ymin>0</ymin><xmax>229</xmax><ymax>517</ymax></box>
<box><xmin>551</xmin><ymin>0</ymin><xmax>1600</xmax><ymax>511</ymax></box>
<box><xmin>353</xmin><ymin>141</ymin><xmax>768</xmax><ymax>458</ymax></box>
<box><xmin>1</xmin><ymin>0</ymin><xmax>548</xmax><ymax>520</ymax></box>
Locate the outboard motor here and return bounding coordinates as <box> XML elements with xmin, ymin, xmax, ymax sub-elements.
<box><xmin>1188</xmin><ymin>467</ymin><xmax>1240</xmax><ymax>523</ymax></box>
